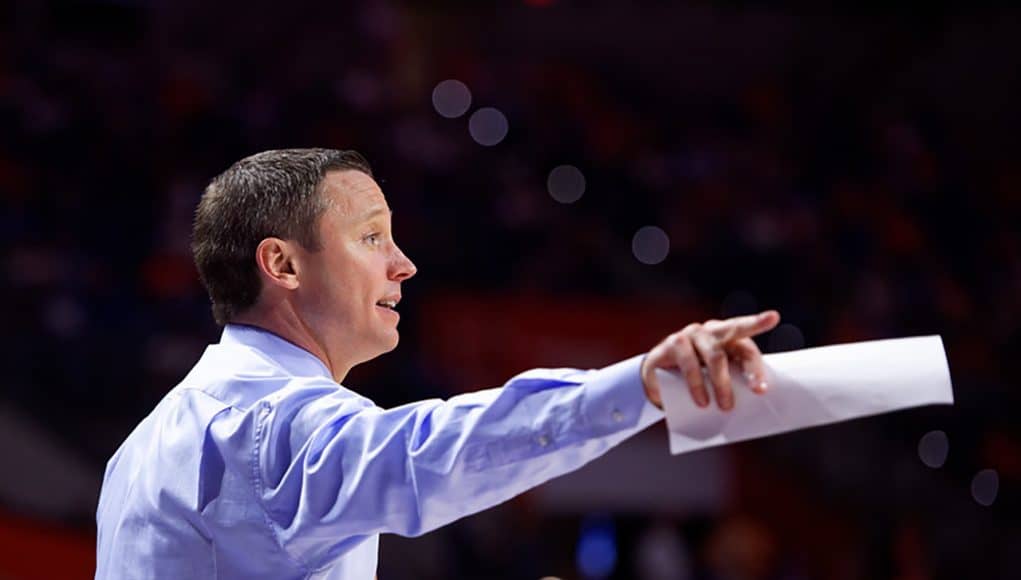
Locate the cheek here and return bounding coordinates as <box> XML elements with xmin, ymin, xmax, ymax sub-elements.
<box><xmin>301</xmin><ymin>256</ymin><xmax>352</xmax><ymax>312</ymax></box>
<box><xmin>327</xmin><ymin>262</ymin><xmax>376</xmax><ymax>311</ymax></box>
<box><xmin>303</xmin><ymin>245</ymin><xmax>383</xmax><ymax>313</ymax></box>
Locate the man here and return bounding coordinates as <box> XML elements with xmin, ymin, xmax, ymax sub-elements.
<box><xmin>95</xmin><ymin>148</ymin><xmax>780</xmax><ymax>579</ymax></box>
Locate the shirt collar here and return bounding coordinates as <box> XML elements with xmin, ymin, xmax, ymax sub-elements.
<box><xmin>220</xmin><ymin>323</ymin><xmax>333</xmax><ymax>380</ymax></box>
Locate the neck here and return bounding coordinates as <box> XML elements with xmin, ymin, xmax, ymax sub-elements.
<box><xmin>232</xmin><ymin>305</ymin><xmax>353</xmax><ymax>383</ymax></box>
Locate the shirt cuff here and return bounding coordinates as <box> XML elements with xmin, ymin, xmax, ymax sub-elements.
<box><xmin>579</xmin><ymin>354</ymin><xmax>664</xmax><ymax>437</ymax></box>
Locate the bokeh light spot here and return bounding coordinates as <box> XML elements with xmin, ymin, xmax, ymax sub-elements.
<box><xmin>917</xmin><ymin>430</ymin><xmax>949</xmax><ymax>468</ymax></box>
<box><xmin>971</xmin><ymin>469</ymin><xmax>999</xmax><ymax>507</ymax></box>
<box><xmin>576</xmin><ymin>517</ymin><xmax>617</xmax><ymax>579</ymax></box>
<box><xmin>547</xmin><ymin>165</ymin><xmax>586</xmax><ymax>204</ymax></box>
<box><xmin>468</xmin><ymin>107</ymin><xmax>508</xmax><ymax>146</ymax></box>
<box><xmin>767</xmin><ymin>324</ymin><xmax>804</xmax><ymax>352</ymax></box>
<box><xmin>431</xmin><ymin>79</ymin><xmax>472</xmax><ymax>119</ymax></box>
<box><xmin>631</xmin><ymin>226</ymin><xmax>670</xmax><ymax>265</ymax></box>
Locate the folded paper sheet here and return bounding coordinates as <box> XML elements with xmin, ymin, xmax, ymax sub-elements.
<box><xmin>659</xmin><ymin>335</ymin><xmax>954</xmax><ymax>455</ymax></box>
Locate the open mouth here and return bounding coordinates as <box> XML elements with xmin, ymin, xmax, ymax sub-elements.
<box><xmin>376</xmin><ymin>299</ymin><xmax>398</xmax><ymax>312</ymax></box>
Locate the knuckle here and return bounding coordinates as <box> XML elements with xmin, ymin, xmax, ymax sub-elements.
<box><xmin>690</xmin><ymin>329</ymin><xmax>711</xmax><ymax>343</ymax></box>
<box><xmin>647</xmin><ymin>350</ymin><xmax>668</xmax><ymax>367</ymax></box>
<box><xmin>709</xmin><ymin>319</ymin><xmax>732</xmax><ymax>331</ymax></box>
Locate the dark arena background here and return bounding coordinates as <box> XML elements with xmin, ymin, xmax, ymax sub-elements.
<box><xmin>2</xmin><ymin>1</ymin><xmax>1019</xmax><ymax>578</ymax></box>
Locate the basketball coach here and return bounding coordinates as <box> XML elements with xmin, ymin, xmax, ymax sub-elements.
<box><xmin>95</xmin><ymin>148</ymin><xmax>780</xmax><ymax>579</ymax></box>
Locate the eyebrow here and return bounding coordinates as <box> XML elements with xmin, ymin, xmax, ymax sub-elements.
<box><xmin>356</xmin><ymin>207</ymin><xmax>393</xmax><ymax>223</ymax></box>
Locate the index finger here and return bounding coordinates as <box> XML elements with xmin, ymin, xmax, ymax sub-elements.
<box><xmin>714</xmin><ymin>310</ymin><xmax>781</xmax><ymax>342</ymax></box>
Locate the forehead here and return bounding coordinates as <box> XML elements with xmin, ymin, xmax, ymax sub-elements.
<box><xmin>319</xmin><ymin>169</ymin><xmax>388</xmax><ymax>217</ymax></box>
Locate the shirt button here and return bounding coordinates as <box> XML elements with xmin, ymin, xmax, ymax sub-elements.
<box><xmin>611</xmin><ymin>409</ymin><xmax>624</xmax><ymax>423</ymax></box>
<box><xmin>537</xmin><ymin>434</ymin><xmax>550</xmax><ymax>447</ymax></box>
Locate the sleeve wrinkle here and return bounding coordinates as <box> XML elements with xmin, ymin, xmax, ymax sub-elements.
<box><xmin>249</xmin><ymin>361</ymin><xmax>649</xmax><ymax>552</ymax></box>
<box><xmin>409</xmin><ymin>408</ymin><xmax>433</xmax><ymax>452</ymax></box>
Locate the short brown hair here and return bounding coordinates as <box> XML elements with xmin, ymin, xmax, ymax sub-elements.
<box><xmin>192</xmin><ymin>148</ymin><xmax>372</xmax><ymax>325</ymax></box>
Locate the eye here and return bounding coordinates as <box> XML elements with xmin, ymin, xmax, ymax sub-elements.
<box><xmin>364</xmin><ymin>232</ymin><xmax>382</xmax><ymax>246</ymax></box>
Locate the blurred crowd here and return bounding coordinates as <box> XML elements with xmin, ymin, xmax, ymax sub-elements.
<box><xmin>1</xmin><ymin>1</ymin><xmax>1019</xmax><ymax>578</ymax></box>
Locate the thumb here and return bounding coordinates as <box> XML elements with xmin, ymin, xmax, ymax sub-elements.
<box><xmin>640</xmin><ymin>353</ymin><xmax>663</xmax><ymax>408</ymax></box>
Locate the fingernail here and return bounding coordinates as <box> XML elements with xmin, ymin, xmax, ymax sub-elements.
<box><xmin>694</xmin><ymin>390</ymin><xmax>709</xmax><ymax>407</ymax></box>
<box><xmin>745</xmin><ymin>373</ymin><xmax>766</xmax><ymax>393</ymax></box>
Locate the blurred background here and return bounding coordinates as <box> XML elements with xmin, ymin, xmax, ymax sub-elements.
<box><xmin>1</xmin><ymin>0</ymin><xmax>1019</xmax><ymax>578</ymax></box>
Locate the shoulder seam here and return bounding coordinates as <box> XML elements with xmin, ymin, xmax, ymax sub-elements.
<box><xmin>177</xmin><ymin>386</ymin><xmax>241</xmax><ymax>412</ymax></box>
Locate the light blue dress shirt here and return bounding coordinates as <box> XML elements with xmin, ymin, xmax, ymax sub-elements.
<box><xmin>96</xmin><ymin>324</ymin><xmax>663</xmax><ymax>579</ymax></box>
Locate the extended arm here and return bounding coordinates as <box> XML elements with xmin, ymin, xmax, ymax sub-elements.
<box><xmin>250</xmin><ymin>355</ymin><xmax>661</xmax><ymax>568</ymax></box>
<box><xmin>235</xmin><ymin>309</ymin><xmax>779</xmax><ymax>569</ymax></box>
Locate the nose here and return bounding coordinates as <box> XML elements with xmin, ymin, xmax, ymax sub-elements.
<box><xmin>389</xmin><ymin>245</ymin><xmax>417</xmax><ymax>282</ymax></box>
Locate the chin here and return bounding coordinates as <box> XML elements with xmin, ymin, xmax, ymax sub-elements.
<box><xmin>380</xmin><ymin>331</ymin><xmax>400</xmax><ymax>353</ymax></box>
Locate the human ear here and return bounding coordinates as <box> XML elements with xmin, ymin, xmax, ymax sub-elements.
<box><xmin>254</xmin><ymin>237</ymin><xmax>300</xmax><ymax>290</ymax></box>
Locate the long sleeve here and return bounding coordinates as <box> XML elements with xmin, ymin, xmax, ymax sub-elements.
<box><xmin>232</xmin><ymin>355</ymin><xmax>663</xmax><ymax>570</ymax></box>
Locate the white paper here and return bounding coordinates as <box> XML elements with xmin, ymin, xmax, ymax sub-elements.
<box><xmin>660</xmin><ymin>335</ymin><xmax>954</xmax><ymax>455</ymax></box>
